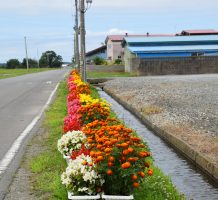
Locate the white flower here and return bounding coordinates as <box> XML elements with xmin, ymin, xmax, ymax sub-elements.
<box><xmin>61</xmin><ymin>154</ymin><xmax>104</xmax><ymax>195</ymax></box>
<box><xmin>78</xmin><ymin>187</ymin><xmax>89</xmax><ymax>192</ymax></box>
<box><xmin>57</xmin><ymin>131</ymin><xmax>89</xmax><ymax>156</ymax></box>
<box><xmin>61</xmin><ymin>172</ymin><xmax>72</xmax><ymax>187</ymax></box>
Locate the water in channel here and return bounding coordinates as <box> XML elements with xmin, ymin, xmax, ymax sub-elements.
<box><xmin>98</xmin><ymin>89</ymin><xmax>218</xmax><ymax>200</ymax></box>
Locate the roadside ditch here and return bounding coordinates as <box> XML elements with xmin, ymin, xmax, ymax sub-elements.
<box><xmin>98</xmin><ymin>87</ymin><xmax>218</xmax><ymax>199</ymax></box>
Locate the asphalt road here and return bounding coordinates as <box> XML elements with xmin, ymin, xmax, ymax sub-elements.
<box><xmin>0</xmin><ymin>68</ymin><xmax>70</xmax><ymax>198</ymax></box>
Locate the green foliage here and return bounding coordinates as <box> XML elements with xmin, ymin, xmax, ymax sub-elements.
<box><xmin>39</xmin><ymin>50</ymin><xmax>63</xmax><ymax>68</ymax></box>
<box><xmin>6</xmin><ymin>59</ymin><xmax>20</xmax><ymax>69</ymax></box>
<box><xmin>90</xmin><ymin>85</ymin><xmax>101</xmax><ymax>99</ymax></box>
<box><xmin>0</xmin><ymin>63</ymin><xmax>6</xmax><ymax>68</ymax></box>
<box><xmin>114</xmin><ymin>58</ymin><xmax>122</xmax><ymax>65</ymax></box>
<box><xmin>93</xmin><ymin>56</ymin><xmax>105</xmax><ymax>65</ymax></box>
<box><xmin>21</xmin><ymin>58</ymin><xmax>38</xmax><ymax>68</ymax></box>
<box><xmin>134</xmin><ymin>167</ymin><xmax>185</xmax><ymax>200</ymax></box>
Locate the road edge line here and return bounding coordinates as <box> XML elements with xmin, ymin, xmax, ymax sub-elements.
<box><xmin>0</xmin><ymin>83</ymin><xmax>60</xmax><ymax>175</ymax></box>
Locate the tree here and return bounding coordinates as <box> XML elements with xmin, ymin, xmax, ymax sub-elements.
<box><xmin>39</xmin><ymin>51</ymin><xmax>63</xmax><ymax>68</ymax></box>
<box><xmin>22</xmin><ymin>58</ymin><xmax>38</xmax><ymax>68</ymax></box>
<box><xmin>6</xmin><ymin>59</ymin><xmax>20</xmax><ymax>69</ymax></box>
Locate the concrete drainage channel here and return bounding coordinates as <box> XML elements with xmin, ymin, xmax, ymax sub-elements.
<box><xmin>97</xmin><ymin>88</ymin><xmax>218</xmax><ymax>200</ymax></box>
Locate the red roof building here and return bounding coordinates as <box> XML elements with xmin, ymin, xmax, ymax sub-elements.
<box><xmin>181</xmin><ymin>29</ymin><xmax>218</xmax><ymax>35</ymax></box>
<box><xmin>105</xmin><ymin>33</ymin><xmax>174</xmax><ymax>61</ymax></box>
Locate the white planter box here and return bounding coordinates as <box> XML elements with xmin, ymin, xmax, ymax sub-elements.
<box><xmin>68</xmin><ymin>192</ymin><xmax>101</xmax><ymax>200</ymax></box>
<box><xmin>63</xmin><ymin>155</ymin><xmax>71</xmax><ymax>164</ymax></box>
<box><xmin>101</xmin><ymin>194</ymin><xmax>134</xmax><ymax>200</ymax></box>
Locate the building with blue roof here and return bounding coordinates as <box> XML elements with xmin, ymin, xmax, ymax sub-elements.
<box><xmin>85</xmin><ymin>45</ymin><xmax>107</xmax><ymax>64</ymax></box>
<box><xmin>122</xmin><ymin>35</ymin><xmax>218</xmax><ymax>72</ymax></box>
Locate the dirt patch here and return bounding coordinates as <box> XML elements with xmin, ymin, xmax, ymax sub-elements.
<box><xmin>162</xmin><ymin>123</ymin><xmax>218</xmax><ymax>164</ymax></box>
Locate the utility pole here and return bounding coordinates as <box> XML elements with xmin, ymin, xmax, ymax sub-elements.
<box><xmin>74</xmin><ymin>32</ymin><xmax>76</xmax><ymax>64</ymax></box>
<box><xmin>79</xmin><ymin>0</ymin><xmax>85</xmax><ymax>81</ymax></box>
<box><xmin>75</xmin><ymin>0</ymin><xmax>80</xmax><ymax>71</ymax></box>
<box><xmin>37</xmin><ymin>48</ymin><xmax>40</xmax><ymax>69</ymax></box>
<box><xmin>78</xmin><ymin>0</ymin><xmax>92</xmax><ymax>82</ymax></box>
<box><xmin>24</xmin><ymin>36</ymin><xmax>29</xmax><ymax>71</ymax></box>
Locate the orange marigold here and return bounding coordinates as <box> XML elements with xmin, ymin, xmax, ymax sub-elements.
<box><xmin>121</xmin><ymin>162</ymin><xmax>131</xmax><ymax>169</ymax></box>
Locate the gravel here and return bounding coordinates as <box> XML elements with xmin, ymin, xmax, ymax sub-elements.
<box><xmin>104</xmin><ymin>74</ymin><xmax>218</xmax><ymax>164</ymax></box>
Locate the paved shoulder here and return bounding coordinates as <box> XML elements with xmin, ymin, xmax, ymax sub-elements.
<box><xmin>0</xmin><ymin>68</ymin><xmax>70</xmax><ymax>199</ymax></box>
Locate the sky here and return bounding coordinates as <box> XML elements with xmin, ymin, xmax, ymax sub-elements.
<box><xmin>0</xmin><ymin>0</ymin><xmax>218</xmax><ymax>63</ymax></box>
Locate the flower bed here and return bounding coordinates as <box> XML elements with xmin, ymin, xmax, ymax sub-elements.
<box><xmin>58</xmin><ymin>70</ymin><xmax>153</xmax><ymax>198</ymax></box>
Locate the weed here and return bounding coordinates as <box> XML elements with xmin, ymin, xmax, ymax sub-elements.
<box><xmin>142</xmin><ymin>105</ymin><xmax>163</xmax><ymax>115</ymax></box>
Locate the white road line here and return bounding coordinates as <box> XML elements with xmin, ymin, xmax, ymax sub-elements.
<box><xmin>0</xmin><ymin>83</ymin><xmax>60</xmax><ymax>175</ymax></box>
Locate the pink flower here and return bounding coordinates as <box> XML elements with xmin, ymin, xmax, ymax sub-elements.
<box><xmin>63</xmin><ymin>114</ymin><xmax>82</xmax><ymax>133</ymax></box>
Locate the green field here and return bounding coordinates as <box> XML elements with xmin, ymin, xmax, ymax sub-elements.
<box><xmin>0</xmin><ymin>68</ymin><xmax>57</xmax><ymax>79</ymax></box>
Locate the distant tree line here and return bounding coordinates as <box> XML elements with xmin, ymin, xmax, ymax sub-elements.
<box><xmin>3</xmin><ymin>50</ymin><xmax>63</xmax><ymax>69</ymax></box>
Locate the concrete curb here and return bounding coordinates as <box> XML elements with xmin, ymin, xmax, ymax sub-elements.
<box><xmin>103</xmin><ymin>87</ymin><xmax>218</xmax><ymax>183</ymax></box>
<box><xmin>87</xmin><ymin>78</ymin><xmax>113</xmax><ymax>84</ymax></box>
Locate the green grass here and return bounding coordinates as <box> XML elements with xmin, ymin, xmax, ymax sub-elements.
<box><xmin>87</xmin><ymin>71</ymin><xmax>134</xmax><ymax>78</ymax></box>
<box><xmin>134</xmin><ymin>167</ymin><xmax>185</xmax><ymax>200</ymax></box>
<box><xmin>0</xmin><ymin>68</ymin><xmax>57</xmax><ymax>79</ymax></box>
<box><xmin>30</xmin><ymin>81</ymin><xmax>68</xmax><ymax>200</ymax></box>
<box><xmin>30</xmin><ymin>82</ymin><xmax>184</xmax><ymax>200</ymax></box>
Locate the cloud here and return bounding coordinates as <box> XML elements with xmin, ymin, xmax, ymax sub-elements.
<box><xmin>38</xmin><ymin>41</ymin><xmax>73</xmax><ymax>58</ymax></box>
<box><xmin>1</xmin><ymin>0</ymin><xmax>218</xmax><ymax>15</ymax></box>
<box><xmin>87</xmin><ymin>28</ymin><xmax>134</xmax><ymax>37</ymax></box>
<box><xmin>92</xmin><ymin>0</ymin><xmax>218</xmax><ymax>11</ymax></box>
<box><xmin>1</xmin><ymin>0</ymin><xmax>218</xmax><ymax>63</ymax></box>
<box><xmin>85</xmin><ymin>28</ymin><xmax>135</xmax><ymax>52</ymax></box>
<box><xmin>107</xmin><ymin>28</ymin><xmax>134</xmax><ymax>35</ymax></box>
<box><xmin>0</xmin><ymin>32</ymin><xmax>74</xmax><ymax>62</ymax></box>
<box><xmin>0</xmin><ymin>0</ymin><xmax>72</xmax><ymax>14</ymax></box>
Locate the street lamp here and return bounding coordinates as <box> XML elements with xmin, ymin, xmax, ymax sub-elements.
<box><xmin>79</xmin><ymin>0</ymin><xmax>92</xmax><ymax>82</ymax></box>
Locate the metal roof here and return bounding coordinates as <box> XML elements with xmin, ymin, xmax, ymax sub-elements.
<box><xmin>181</xmin><ymin>29</ymin><xmax>218</xmax><ymax>34</ymax></box>
<box><xmin>128</xmin><ymin>45</ymin><xmax>218</xmax><ymax>53</ymax></box>
<box><xmin>105</xmin><ymin>34</ymin><xmax>175</xmax><ymax>43</ymax></box>
<box><xmin>86</xmin><ymin>45</ymin><xmax>106</xmax><ymax>56</ymax></box>
<box><xmin>124</xmin><ymin>35</ymin><xmax>218</xmax><ymax>45</ymax></box>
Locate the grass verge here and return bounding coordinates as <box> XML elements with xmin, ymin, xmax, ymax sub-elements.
<box><xmin>87</xmin><ymin>71</ymin><xmax>133</xmax><ymax>78</ymax></box>
<box><xmin>30</xmin><ymin>83</ymin><xmax>184</xmax><ymax>200</ymax></box>
<box><xmin>30</xmin><ymin>81</ymin><xmax>68</xmax><ymax>200</ymax></box>
<box><xmin>0</xmin><ymin>68</ymin><xmax>57</xmax><ymax>79</ymax></box>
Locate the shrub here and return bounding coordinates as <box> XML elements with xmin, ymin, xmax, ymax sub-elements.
<box><xmin>114</xmin><ymin>59</ymin><xmax>122</xmax><ymax>65</ymax></box>
<box><xmin>93</xmin><ymin>57</ymin><xmax>105</xmax><ymax>65</ymax></box>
